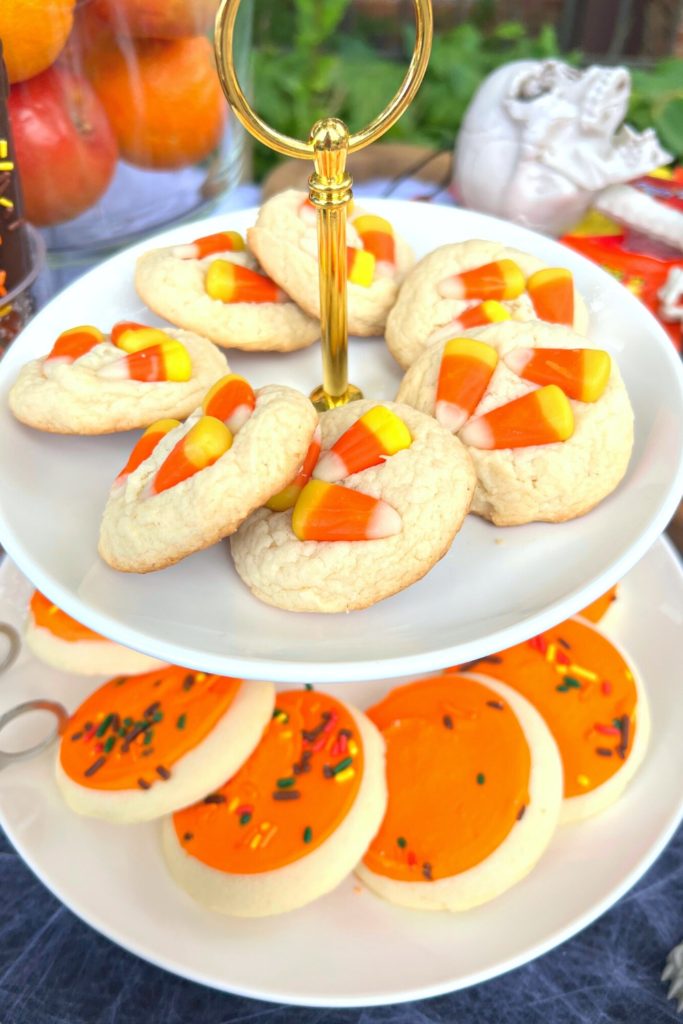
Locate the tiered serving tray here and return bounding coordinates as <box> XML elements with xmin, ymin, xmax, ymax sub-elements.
<box><xmin>0</xmin><ymin>201</ymin><xmax>681</xmax><ymax>680</ymax></box>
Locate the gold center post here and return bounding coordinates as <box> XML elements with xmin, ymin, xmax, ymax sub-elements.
<box><xmin>214</xmin><ymin>0</ymin><xmax>433</xmax><ymax>410</ymax></box>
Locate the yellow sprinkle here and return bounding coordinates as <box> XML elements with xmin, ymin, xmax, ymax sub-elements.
<box><xmin>275</xmin><ymin>712</ymin><xmax>288</xmax><ymax>723</ymax></box>
<box><xmin>0</xmin><ymin>161</ymin><xmax>14</xmax><ymax>171</ymax></box>
<box><xmin>334</xmin><ymin>767</ymin><xmax>355</xmax><ymax>784</ymax></box>
<box><xmin>250</xmin><ymin>833</ymin><xmax>262</xmax><ymax>849</ymax></box>
<box><xmin>196</xmin><ymin>672</ymin><xmax>206</xmax><ymax>681</ymax></box>
<box><xmin>261</xmin><ymin>826</ymin><xmax>278</xmax><ymax>849</ymax></box>
<box><xmin>0</xmin><ymin>197</ymin><xmax>14</xmax><ymax>209</ymax></box>
<box><xmin>281</xmin><ymin>730</ymin><xmax>293</xmax><ymax>739</ymax></box>
<box><xmin>0</xmin><ymin>140</ymin><xmax>7</xmax><ymax>158</ymax></box>
<box><xmin>260</xmin><ymin>821</ymin><xmax>271</xmax><ymax>831</ymax></box>
<box><xmin>348</xmin><ymin>740</ymin><xmax>358</xmax><ymax>756</ymax></box>
<box><xmin>625</xmin><ymin>670</ymin><xmax>633</xmax><ymax>681</ymax></box>
<box><xmin>47</xmin><ymin>605</ymin><xmax>59</xmax><ymax>615</ymax></box>
<box><xmin>555</xmin><ymin>664</ymin><xmax>569</xmax><ymax>676</ymax></box>
<box><xmin>545</xmin><ymin>643</ymin><xmax>556</xmax><ymax>663</ymax></box>
<box><xmin>577</xmin><ymin>774</ymin><xmax>590</xmax><ymax>788</ymax></box>
<box><xmin>228</xmin><ymin>797</ymin><xmax>239</xmax><ymax>813</ymax></box>
<box><xmin>568</xmin><ymin>665</ymin><xmax>599</xmax><ymax>682</ymax></box>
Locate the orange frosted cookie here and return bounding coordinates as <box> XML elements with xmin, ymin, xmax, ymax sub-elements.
<box><xmin>25</xmin><ymin>590</ymin><xmax>166</xmax><ymax>676</ymax></box>
<box><xmin>356</xmin><ymin>674</ymin><xmax>561</xmax><ymax>911</ymax></box>
<box><xmin>56</xmin><ymin>666</ymin><xmax>274</xmax><ymax>823</ymax></box>
<box><xmin>456</xmin><ymin>616</ymin><xmax>649</xmax><ymax>823</ymax></box>
<box><xmin>162</xmin><ymin>689</ymin><xmax>386</xmax><ymax>916</ymax></box>
<box><xmin>579</xmin><ymin>585</ymin><xmax>619</xmax><ymax>623</ymax></box>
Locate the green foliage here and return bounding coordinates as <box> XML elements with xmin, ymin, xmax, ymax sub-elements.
<box><xmin>250</xmin><ymin>0</ymin><xmax>683</xmax><ymax>180</ymax></box>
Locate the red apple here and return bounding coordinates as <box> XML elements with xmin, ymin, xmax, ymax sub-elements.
<box><xmin>9</xmin><ymin>66</ymin><xmax>118</xmax><ymax>226</ymax></box>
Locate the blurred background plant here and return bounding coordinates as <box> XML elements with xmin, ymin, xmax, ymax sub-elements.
<box><xmin>251</xmin><ymin>0</ymin><xmax>683</xmax><ymax>179</ymax></box>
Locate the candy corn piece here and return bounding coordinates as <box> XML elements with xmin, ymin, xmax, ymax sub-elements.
<box><xmin>435</xmin><ymin>338</ymin><xmax>499</xmax><ymax>433</ymax></box>
<box><xmin>347</xmin><ymin>246</ymin><xmax>376</xmax><ymax>287</ymax></box>
<box><xmin>45</xmin><ymin>325</ymin><xmax>104</xmax><ymax>367</ymax></box>
<box><xmin>114</xmin><ymin>418</ymin><xmax>181</xmax><ymax>486</ymax></box>
<box><xmin>458</xmin><ymin>300</ymin><xmax>511</xmax><ymax>330</ymax></box>
<box><xmin>505</xmin><ymin>348</ymin><xmax>611</xmax><ymax>403</ymax></box>
<box><xmin>438</xmin><ymin>259</ymin><xmax>525</xmax><ymax>301</ymax></box>
<box><xmin>171</xmin><ymin>230</ymin><xmax>245</xmax><ymax>260</ymax></box>
<box><xmin>111</xmin><ymin>322</ymin><xmax>170</xmax><ymax>353</ymax></box>
<box><xmin>314</xmin><ymin>406</ymin><xmax>411</xmax><ymax>483</ymax></box>
<box><xmin>298</xmin><ymin>197</ymin><xmax>318</xmax><ymax>225</ymax></box>
<box><xmin>151</xmin><ymin>416</ymin><xmax>232</xmax><ymax>496</ymax></box>
<box><xmin>527</xmin><ymin>268</ymin><xmax>574</xmax><ymax>325</ymax></box>
<box><xmin>292</xmin><ymin>479</ymin><xmax>401</xmax><ymax>542</ymax></box>
<box><xmin>459</xmin><ymin>384</ymin><xmax>574</xmax><ymax>449</ymax></box>
<box><xmin>266</xmin><ymin>425</ymin><xmax>322</xmax><ymax>511</ymax></box>
<box><xmin>202</xmin><ymin>374</ymin><xmax>256</xmax><ymax>432</ymax></box>
<box><xmin>98</xmin><ymin>339</ymin><xmax>192</xmax><ymax>382</ymax></box>
<box><xmin>353</xmin><ymin>214</ymin><xmax>395</xmax><ymax>270</ymax></box>
<box><xmin>206</xmin><ymin>259</ymin><xmax>286</xmax><ymax>304</ymax></box>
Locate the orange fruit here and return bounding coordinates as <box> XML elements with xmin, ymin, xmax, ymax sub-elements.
<box><xmin>1</xmin><ymin>0</ymin><xmax>76</xmax><ymax>83</ymax></box>
<box><xmin>91</xmin><ymin>0</ymin><xmax>219</xmax><ymax>40</ymax></box>
<box><xmin>88</xmin><ymin>35</ymin><xmax>225</xmax><ymax>170</ymax></box>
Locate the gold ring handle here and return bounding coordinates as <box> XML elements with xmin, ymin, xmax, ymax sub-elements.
<box><xmin>214</xmin><ymin>0</ymin><xmax>433</xmax><ymax>161</ymax></box>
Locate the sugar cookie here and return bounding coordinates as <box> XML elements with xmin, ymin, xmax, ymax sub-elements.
<box><xmin>230</xmin><ymin>400</ymin><xmax>476</xmax><ymax>612</ymax></box>
<box><xmin>385</xmin><ymin>240</ymin><xmax>589</xmax><ymax>369</ymax></box>
<box><xmin>9</xmin><ymin>323</ymin><xmax>228</xmax><ymax>434</ymax></box>
<box><xmin>455</xmin><ymin>616</ymin><xmax>649</xmax><ymax>823</ymax></box>
<box><xmin>397</xmin><ymin>320</ymin><xmax>633</xmax><ymax>525</ymax></box>
<box><xmin>356</xmin><ymin>673</ymin><xmax>562</xmax><ymax>911</ymax></box>
<box><xmin>247</xmin><ymin>190</ymin><xmax>415</xmax><ymax>337</ymax></box>
<box><xmin>56</xmin><ymin>667</ymin><xmax>275</xmax><ymax>823</ymax></box>
<box><xmin>163</xmin><ymin>689</ymin><xmax>386</xmax><ymax>916</ymax></box>
<box><xmin>135</xmin><ymin>228</ymin><xmax>320</xmax><ymax>352</ymax></box>
<box><xmin>25</xmin><ymin>590</ymin><xmax>166</xmax><ymax>676</ymax></box>
<box><xmin>99</xmin><ymin>378</ymin><xmax>319</xmax><ymax>573</ymax></box>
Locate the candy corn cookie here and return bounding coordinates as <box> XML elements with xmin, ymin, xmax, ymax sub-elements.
<box><xmin>385</xmin><ymin>240</ymin><xmax>589</xmax><ymax>369</ymax></box>
<box><xmin>56</xmin><ymin>666</ymin><xmax>275</xmax><ymax>823</ymax></box>
<box><xmin>356</xmin><ymin>674</ymin><xmax>562</xmax><ymax>911</ymax></box>
<box><xmin>25</xmin><ymin>590</ymin><xmax>166</xmax><ymax>676</ymax></box>
<box><xmin>455</xmin><ymin>616</ymin><xmax>649</xmax><ymax>823</ymax></box>
<box><xmin>99</xmin><ymin>376</ymin><xmax>319</xmax><ymax>572</ymax></box>
<box><xmin>162</xmin><ymin>689</ymin><xmax>386</xmax><ymax>916</ymax></box>
<box><xmin>247</xmin><ymin>190</ymin><xmax>415</xmax><ymax>337</ymax></box>
<box><xmin>397</xmin><ymin>320</ymin><xmax>634</xmax><ymax>525</ymax></box>
<box><xmin>230</xmin><ymin>400</ymin><xmax>476</xmax><ymax>613</ymax></box>
<box><xmin>135</xmin><ymin>229</ymin><xmax>320</xmax><ymax>352</ymax></box>
<box><xmin>9</xmin><ymin>323</ymin><xmax>228</xmax><ymax>434</ymax></box>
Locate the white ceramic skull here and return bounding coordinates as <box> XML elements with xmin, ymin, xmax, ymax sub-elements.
<box><xmin>454</xmin><ymin>60</ymin><xmax>671</xmax><ymax>236</ymax></box>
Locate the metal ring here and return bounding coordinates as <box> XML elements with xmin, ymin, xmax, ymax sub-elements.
<box><xmin>214</xmin><ymin>0</ymin><xmax>433</xmax><ymax>160</ymax></box>
<box><xmin>0</xmin><ymin>700</ymin><xmax>69</xmax><ymax>769</ymax></box>
<box><xmin>0</xmin><ymin>623</ymin><xmax>20</xmax><ymax>675</ymax></box>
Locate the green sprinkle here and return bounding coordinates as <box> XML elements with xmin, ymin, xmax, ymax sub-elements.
<box><xmin>123</xmin><ymin>717</ymin><xmax>134</xmax><ymax>727</ymax></box>
<box><xmin>117</xmin><ymin>728</ymin><xmax>126</xmax><ymax>738</ymax></box>
<box><xmin>613</xmin><ymin>717</ymin><xmax>622</xmax><ymax>728</ymax></box>
<box><xmin>144</xmin><ymin>730</ymin><xmax>153</xmax><ymax>746</ymax></box>
<box><xmin>331</xmin><ymin>756</ymin><xmax>353</xmax><ymax>776</ymax></box>
<box><xmin>305</xmin><ymin>683</ymin><xmax>314</xmax><ymax>691</ymax></box>
<box><xmin>152</xmin><ymin>711</ymin><xmax>163</xmax><ymax>723</ymax></box>
<box><xmin>476</xmin><ymin>773</ymin><xmax>486</xmax><ymax>785</ymax></box>
<box><xmin>103</xmin><ymin>736</ymin><xmax>116</xmax><ymax>754</ymax></box>
<box><xmin>564</xmin><ymin>677</ymin><xmax>581</xmax><ymax>689</ymax></box>
<box><xmin>303</xmin><ymin>826</ymin><xmax>313</xmax><ymax>843</ymax></box>
<box><xmin>96</xmin><ymin>714</ymin><xmax>112</xmax><ymax>738</ymax></box>
<box><xmin>556</xmin><ymin>684</ymin><xmax>570</xmax><ymax>692</ymax></box>
<box><xmin>272</xmin><ymin>707</ymin><xmax>283</xmax><ymax>718</ymax></box>
<box><xmin>176</xmin><ymin>714</ymin><xmax>186</xmax><ymax>730</ymax></box>
<box><xmin>276</xmin><ymin>776</ymin><xmax>295</xmax><ymax>788</ymax></box>
<box><xmin>239</xmin><ymin>812</ymin><xmax>252</xmax><ymax>826</ymax></box>
<box><xmin>397</xmin><ymin>836</ymin><xmax>407</xmax><ymax>849</ymax></box>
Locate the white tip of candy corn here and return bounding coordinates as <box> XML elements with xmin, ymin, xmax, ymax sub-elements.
<box><xmin>96</xmin><ymin>358</ymin><xmax>130</xmax><ymax>380</ymax></box>
<box><xmin>170</xmin><ymin>244</ymin><xmax>199</xmax><ymax>260</ymax></box>
<box><xmin>458</xmin><ymin>416</ymin><xmax>495</xmax><ymax>449</ymax></box>
<box><xmin>504</xmin><ymin>348</ymin><xmax>534</xmax><ymax>376</ymax></box>
<box><xmin>225</xmin><ymin>404</ymin><xmax>253</xmax><ymax>434</ymax></box>
<box><xmin>374</xmin><ymin>259</ymin><xmax>395</xmax><ymax>279</ymax></box>
<box><xmin>438</xmin><ymin>277</ymin><xmax>465</xmax><ymax>300</ymax></box>
<box><xmin>435</xmin><ymin>399</ymin><xmax>469</xmax><ymax>434</ymax></box>
<box><xmin>313</xmin><ymin>451</ymin><xmax>347</xmax><ymax>483</ymax></box>
<box><xmin>366</xmin><ymin>500</ymin><xmax>402</xmax><ymax>540</ymax></box>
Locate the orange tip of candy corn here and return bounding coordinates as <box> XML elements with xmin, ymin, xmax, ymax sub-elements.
<box><xmin>151</xmin><ymin>415</ymin><xmax>232</xmax><ymax>496</ymax></box>
<box><xmin>292</xmin><ymin>479</ymin><xmax>401</xmax><ymax>542</ymax></box>
<box><xmin>527</xmin><ymin>268</ymin><xmax>574</xmax><ymax>326</ymax></box>
<box><xmin>266</xmin><ymin>425</ymin><xmax>322</xmax><ymax>512</ymax></box>
<box><xmin>435</xmin><ymin>337</ymin><xmax>498</xmax><ymax>433</ymax></box>
<box><xmin>202</xmin><ymin>374</ymin><xmax>256</xmax><ymax>432</ymax></box>
<box><xmin>459</xmin><ymin>384</ymin><xmax>574</xmax><ymax>449</ymax></box>
<box><xmin>314</xmin><ymin>406</ymin><xmax>412</xmax><ymax>483</ymax></box>
<box><xmin>504</xmin><ymin>347</ymin><xmax>611</xmax><ymax>403</ymax></box>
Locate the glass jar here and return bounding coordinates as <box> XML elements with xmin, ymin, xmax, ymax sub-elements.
<box><xmin>5</xmin><ymin>0</ymin><xmax>253</xmax><ymax>262</ymax></box>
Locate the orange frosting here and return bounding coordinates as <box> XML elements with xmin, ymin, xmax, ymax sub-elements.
<box><xmin>363</xmin><ymin>675</ymin><xmax>530</xmax><ymax>882</ymax></box>
<box><xmin>60</xmin><ymin>667</ymin><xmax>242</xmax><ymax>791</ymax></box>
<box><xmin>579</xmin><ymin>586</ymin><xmax>618</xmax><ymax>623</ymax></box>
<box><xmin>173</xmin><ymin>691</ymin><xmax>363</xmax><ymax>875</ymax></box>
<box><xmin>454</xmin><ymin>617</ymin><xmax>637</xmax><ymax>798</ymax></box>
<box><xmin>30</xmin><ymin>589</ymin><xmax>103</xmax><ymax>643</ymax></box>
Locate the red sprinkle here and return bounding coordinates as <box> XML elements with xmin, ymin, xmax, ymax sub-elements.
<box><xmin>407</xmin><ymin>851</ymin><xmax>417</xmax><ymax>867</ymax></box>
<box><xmin>338</xmin><ymin>733</ymin><xmax>348</xmax><ymax>754</ymax></box>
<box><xmin>555</xmin><ymin>650</ymin><xmax>570</xmax><ymax>665</ymax></box>
<box><xmin>528</xmin><ymin>634</ymin><xmax>547</xmax><ymax>654</ymax></box>
<box><xmin>236</xmin><ymin>804</ymin><xmax>253</xmax><ymax>815</ymax></box>
<box><xmin>595</xmin><ymin>723</ymin><xmax>620</xmax><ymax>736</ymax></box>
<box><xmin>601</xmin><ymin>681</ymin><xmax>613</xmax><ymax>695</ymax></box>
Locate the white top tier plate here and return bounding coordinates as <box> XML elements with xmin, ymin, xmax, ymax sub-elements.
<box><xmin>0</xmin><ymin>200</ymin><xmax>681</xmax><ymax>682</ymax></box>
